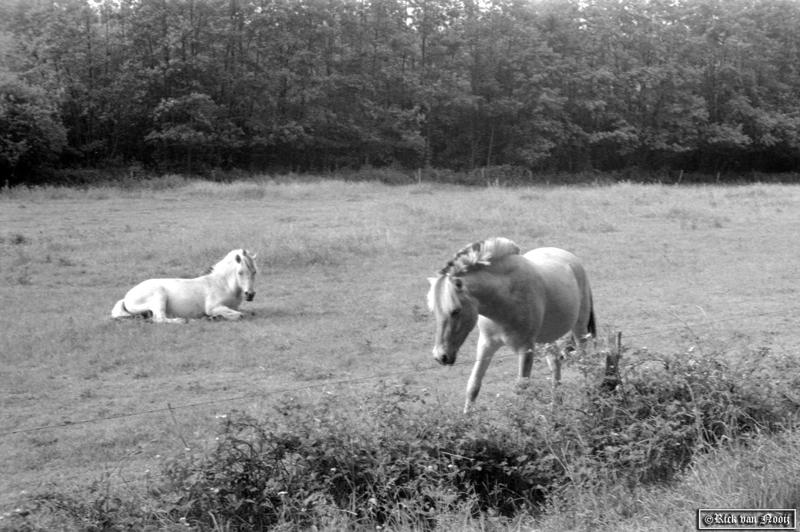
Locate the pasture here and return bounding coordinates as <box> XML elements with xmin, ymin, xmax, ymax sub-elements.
<box><xmin>2</xmin><ymin>178</ymin><xmax>800</xmax><ymax>529</ymax></box>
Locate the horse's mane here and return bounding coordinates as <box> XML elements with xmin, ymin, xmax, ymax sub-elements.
<box><xmin>204</xmin><ymin>249</ymin><xmax>257</xmax><ymax>275</ymax></box>
<box><xmin>438</xmin><ymin>237</ymin><xmax>521</xmax><ymax>276</ymax></box>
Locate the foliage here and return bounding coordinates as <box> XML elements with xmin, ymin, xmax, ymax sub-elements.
<box><xmin>548</xmin><ymin>343</ymin><xmax>800</xmax><ymax>487</ymax></box>
<box><xmin>0</xmin><ymin>72</ymin><xmax>67</xmax><ymax>185</ymax></box>
<box><xmin>156</xmin><ymin>384</ymin><xmax>558</xmax><ymax>530</ymax></box>
<box><xmin>2</xmin><ymin>0</ymin><xmax>800</xmax><ymax>182</ymax></box>
<box><xmin>5</xmin><ymin>341</ymin><xmax>800</xmax><ymax>531</ymax></box>
<box><xmin>145</xmin><ymin>93</ymin><xmax>245</xmax><ymax>173</ymax></box>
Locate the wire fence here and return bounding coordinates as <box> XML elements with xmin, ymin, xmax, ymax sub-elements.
<box><xmin>2</xmin><ymin>303</ymin><xmax>799</xmax><ymax>497</ymax></box>
<box><xmin>3</xmin><ymin>304</ymin><xmax>798</xmax><ymax>440</ymax></box>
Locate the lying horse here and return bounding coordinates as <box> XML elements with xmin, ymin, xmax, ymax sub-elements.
<box><xmin>111</xmin><ymin>249</ymin><xmax>258</xmax><ymax>323</ymax></box>
<box><xmin>427</xmin><ymin>238</ymin><xmax>596</xmax><ymax>413</ymax></box>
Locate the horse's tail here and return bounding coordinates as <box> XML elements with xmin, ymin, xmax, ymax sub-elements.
<box><xmin>587</xmin><ymin>294</ymin><xmax>597</xmax><ymax>338</ymax></box>
<box><xmin>111</xmin><ymin>299</ymin><xmax>131</xmax><ymax>319</ymax></box>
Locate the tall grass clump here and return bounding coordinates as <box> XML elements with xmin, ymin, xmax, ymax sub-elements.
<box><xmin>5</xmin><ymin>342</ymin><xmax>800</xmax><ymax>531</ymax></box>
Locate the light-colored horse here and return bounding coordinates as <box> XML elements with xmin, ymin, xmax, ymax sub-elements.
<box><xmin>111</xmin><ymin>249</ymin><xmax>258</xmax><ymax>323</ymax></box>
<box><xmin>427</xmin><ymin>238</ymin><xmax>596</xmax><ymax>413</ymax></box>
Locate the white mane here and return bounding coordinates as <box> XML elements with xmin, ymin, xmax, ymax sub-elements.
<box><xmin>439</xmin><ymin>237</ymin><xmax>521</xmax><ymax>276</ymax></box>
<box><xmin>427</xmin><ymin>275</ymin><xmax>462</xmax><ymax>314</ymax></box>
<box><xmin>206</xmin><ymin>249</ymin><xmax>257</xmax><ymax>276</ymax></box>
<box><xmin>428</xmin><ymin>238</ymin><xmax>521</xmax><ymax>314</ymax></box>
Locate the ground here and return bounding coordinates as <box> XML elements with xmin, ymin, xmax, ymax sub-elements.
<box><xmin>1</xmin><ymin>179</ymin><xmax>799</xmax><ymax>512</ymax></box>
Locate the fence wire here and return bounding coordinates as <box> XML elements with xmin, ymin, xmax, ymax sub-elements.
<box><xmin>2</xmin><ymin>304</ymin><xmax>799</xmax><ymax>439</ymax></box>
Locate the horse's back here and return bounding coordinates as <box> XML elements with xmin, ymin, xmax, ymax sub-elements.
<box><xmin>523</xmin><ymin>247</ymin><xmax>590</xmax><ymax>287</ymax></box>
<box><xmin>521</xmin><ymin>247</ymin><xmax>594</xmax><ymax>342</ymax></box>
<box><xmin>523</xmin><ymin>247</ymin><xmax>581</xmax><ymax>269</ymax></box>
<box><xmin>123</xmin><ymin>277</ymin><xmax>210</xmax><ymax>319</ymax></box>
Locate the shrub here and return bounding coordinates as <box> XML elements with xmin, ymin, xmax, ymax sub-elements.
<box><xmin>157</xmin><ymin>384</ymin><xmax>559</xmax><ymax>530</ymax></box>
<box><xmin>6</xmin><ymin>342</ymin><xmax>800</xmax><ymax>531</ymax></box>
<box><xmin>548</xmin><ymin>344</ymin><xmax>800</xmax><ymax>487</ymax></box>
<box><xmin>153</xmin><ymin>344</ymin><xmax>800</xmax><ymax>529</ymax></box>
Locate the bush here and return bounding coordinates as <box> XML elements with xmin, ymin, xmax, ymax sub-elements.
<box><xmin>145</xmin><ymin>345</ymin><xmax>800</xmax><ymax>529</ymax></box>
<box><xmin>157</xmin><ymin>383</ymin><xmax>559</xmax><ymax>530</ymax></box>
<box><xmin>6</xmin><ymin>343</ymin><xmax>800</xmax><ymax>531</ymax></box>
<box><xmin>546</xmin><ymin>343</ymin><xmax>800</xmax><ymax>487</ymax></box>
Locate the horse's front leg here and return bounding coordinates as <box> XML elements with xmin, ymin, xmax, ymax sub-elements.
<box><xmin>206</xmin><ymin>305</ymin><xmax>244</xmax><ymax>320</ymax></box>
<box><xmin>464</xmin><ymin>333</ymin><xmax>503</xmax><ymax>414</ymax></box>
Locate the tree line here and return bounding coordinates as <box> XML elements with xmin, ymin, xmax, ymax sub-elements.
<box><xmin>1</xmin><ymin>0</ymin><xmax>799</xmax><ymax>184</ymax></box>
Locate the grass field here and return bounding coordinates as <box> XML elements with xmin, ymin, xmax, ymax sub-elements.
<box><xmin>2</xmin><ymin>178</ymin><xmax>800</xmax><ymax>529</ymax></box>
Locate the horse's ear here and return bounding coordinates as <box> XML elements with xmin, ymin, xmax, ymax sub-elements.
<box><xmin>250</xmin><ymin>252</ymin><xmax>258</xmax><ymax>259</ymax></box>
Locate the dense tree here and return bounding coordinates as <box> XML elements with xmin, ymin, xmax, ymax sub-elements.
<box><xmin>1</xmin><ymin>0</ymin><xmax>799</xmax><ymax>180</ymax></box>
<box><xmin>0</xmin><ymin>71</ymin><xmax>67</xmax><ymax>184</ymax></box>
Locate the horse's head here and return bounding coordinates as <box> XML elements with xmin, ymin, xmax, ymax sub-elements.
<box><xmin>427</xmin><ymin>274</ymin><xmax>478</xmax><ymax>365</ymax></box>
<box><xmin>234</xmin><ymin>250</ymin><xmax>258</xmax><ymax>301</ymax></box>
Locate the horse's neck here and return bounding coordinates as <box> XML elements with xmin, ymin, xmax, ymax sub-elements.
<box><xmin>208</xmin><ymin>265</ymin><xmax>241</xmax><ymax>296</ymax></box>
<box><xmin>466</xmin><ymin>269</ymin><xmax>514</xmax><ymax>318</ymax></box>
<box><xmin>467</xmin><ymin>261</ymin><xmax>537</xmax><ymax>324</ymax></box>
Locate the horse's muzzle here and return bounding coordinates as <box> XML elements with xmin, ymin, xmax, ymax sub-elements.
<box><xmin>245</xmin><ymin>291</ymin><xmax>255</xmax><ymax>302</ymax></box>
<box><xmin>433</xmin><ymin>347</ymin><xmax>456</xmax><ymax>366</ymax></box>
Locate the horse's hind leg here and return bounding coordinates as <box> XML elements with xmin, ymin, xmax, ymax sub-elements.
<box><xmin>151</xmin><ymin>307</ymin><xmax>187</xmax><ymax>324</ymax></box>
<box><xmin>151</xmin><ymin>312</ymin><xmax>187</xmax><ymax>324</ymax></box>
<box><xmin>145</xmin><ymin>291</ymin><xmax>186</xmax><ymax>324</ymax></box>
<box><xmin>545</xmin><ymin>349</ymin><xmax>563</xmax><ymax>404</ymax></box>
<box><xmin>520</xmin><ymin>347</ymin><xmax>539</xmax><ymax>378</ymax></box>
<box><xmin>111</xmin><ymin>299</ymin><xmax>132</xmax><ymax>319</ymax></box>
<box><xmin>545</xmin><ymin>350</ymin><xmax>562</xmax><ymax>383</ymax></box>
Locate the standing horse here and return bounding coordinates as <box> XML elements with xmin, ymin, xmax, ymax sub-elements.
<box><xmin>111</xmin><ymin>249</ymin><xmax>258</xmax><ymax>323</ymax></box>
<box><xmin>427</xmin><ymin>238</ymin><xmax>596</xmax><ymax>413</ymax></box>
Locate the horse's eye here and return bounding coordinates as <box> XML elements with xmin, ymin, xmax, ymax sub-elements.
<box><xmin>451</xmin><ymin>309</ymin><xmax>461</xmax><ymax>316</ymax></box>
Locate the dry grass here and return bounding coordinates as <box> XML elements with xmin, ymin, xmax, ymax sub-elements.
<box><xmin>533</xmin><ymin>429</ymin><xmax>800</xmax><ymax>532</ymax></box>
<box><xmin>1</xmin><ymin>178</ymin><xmax>800</xmax><ymax>529</ymax></box>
